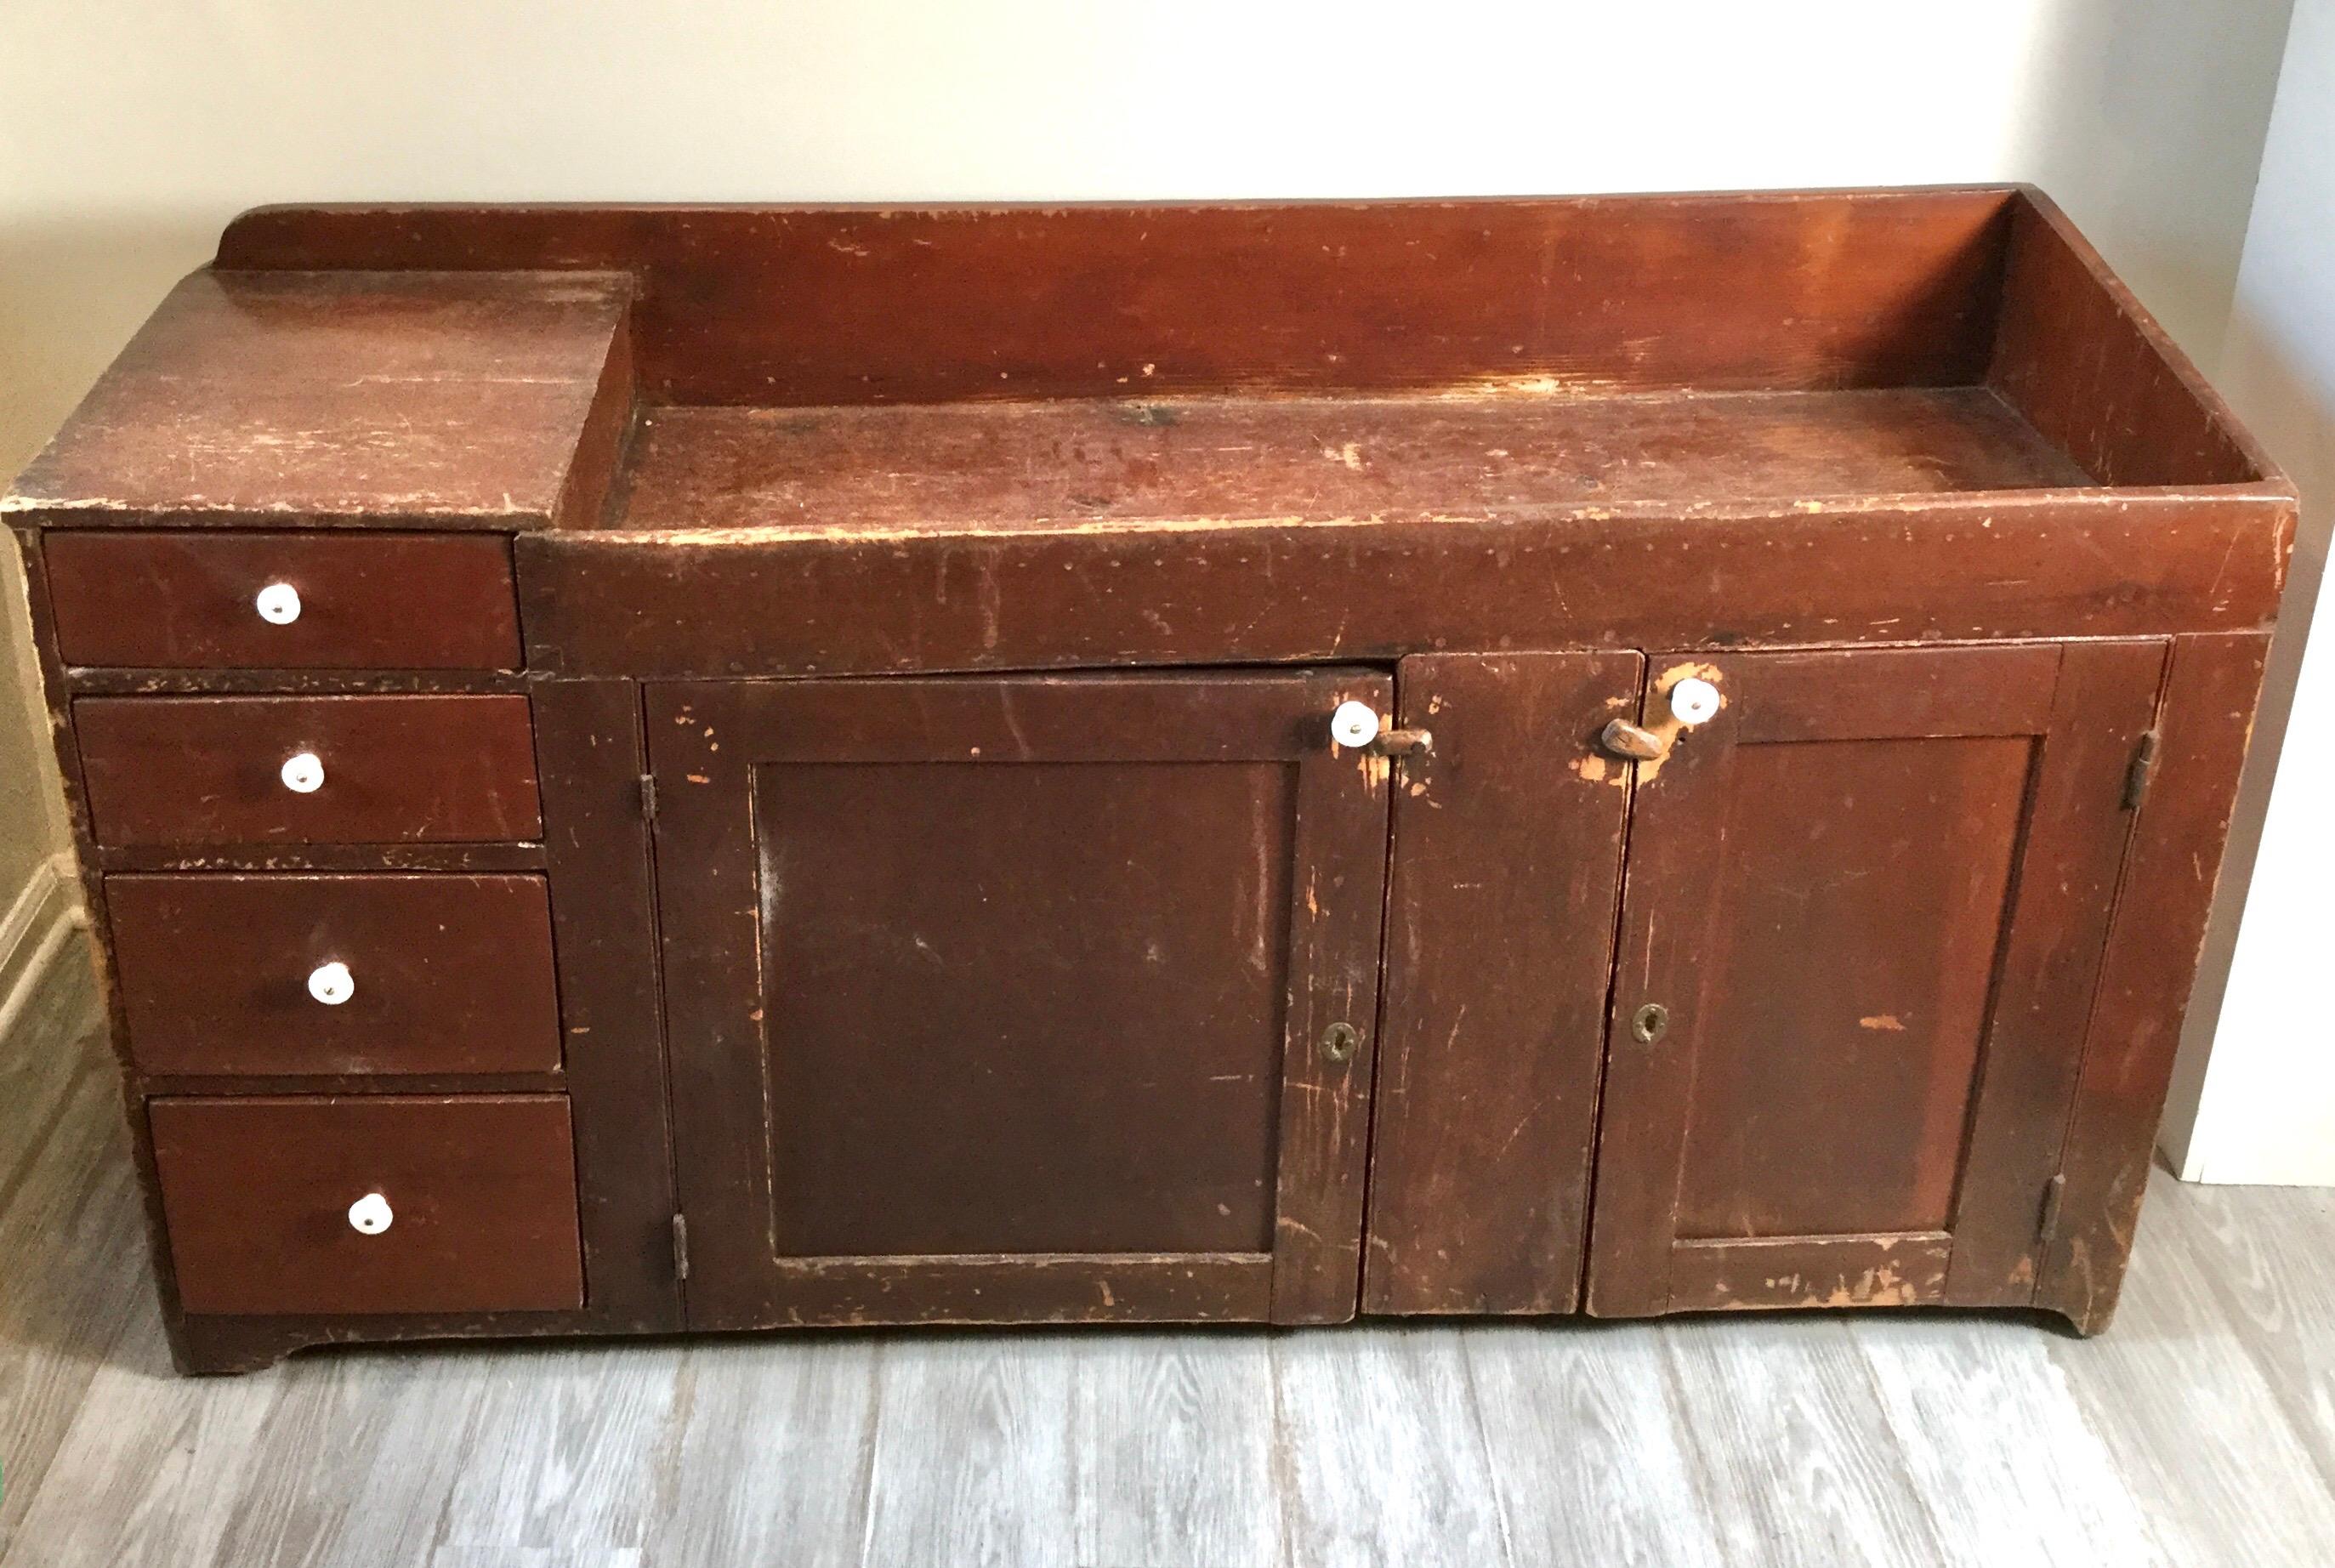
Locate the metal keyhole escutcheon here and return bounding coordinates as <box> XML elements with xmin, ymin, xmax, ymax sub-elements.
<box><xmin>1631</xmin><ymin>1003</ymin><xmax>1670</xmax><ymax>1044</ymax></box>
<box><xmin>1321</xmin><ymin>1021</ymin><xmax>1360</xmax><ymax>1063</ymax></box>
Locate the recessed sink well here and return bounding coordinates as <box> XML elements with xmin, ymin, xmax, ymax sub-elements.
<box><xmin>607</xmin><ymin>383</ymin><xmax>2091</xmax><ymax>536</ymax></box>
<box><xmin>548</xmin><ymin>186</ymin><xmax>2269</xmax><ymax>538</ymax></box>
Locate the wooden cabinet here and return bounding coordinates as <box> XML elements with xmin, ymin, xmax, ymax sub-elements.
<box><xmin>645</xmin><ymin>672</ymin><xmax>1390</xmax><ymax>1327</ymax></box>
<box><xmin>5</xmin><ymin>192</ymin><xmax>2294</xmax><ymax>1370</ymax></box>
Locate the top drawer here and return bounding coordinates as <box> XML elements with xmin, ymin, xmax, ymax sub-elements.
<box><xmin>43</xmin><ymin>531</ymin><xmax>521</xmax><ymax>671</ymax></box>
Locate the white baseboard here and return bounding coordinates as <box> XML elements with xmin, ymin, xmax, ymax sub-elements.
<box><xmin>0</xmin><ymin>853</ymin><xmax>86</xmax><ymax>1042</ymax></box>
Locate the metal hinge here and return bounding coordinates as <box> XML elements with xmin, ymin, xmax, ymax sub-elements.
<box><xmin>640</xmin><ymin>772</ymin><xmax>659</xmax><ymax>823</ymax></box>
<box><xmin>671</xmin><ymin>1213</ymin><xmax>690</xmax><ymax>1281</ymax></box>
<box><xmin>2121</xmin><ymin>732</ymin><xmax>2159</xmax><ymax>811</ymax></box>
<box><xmin>2037</xmin><ymin>1173</ymin><xmax>2067</xmax><ymax>1244</ymax></box>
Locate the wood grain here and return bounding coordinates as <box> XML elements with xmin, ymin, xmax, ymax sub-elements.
<box><xmin>2038</xmin><ymin>633</ymin><xmax>2275</xmax><ymax>1331</ymax></box>
<box><xmin>73</xmin><ymin>694</ymin><xmax>542</xmax><ymax>847</ymax></box>
<box><xmin>42</xmin><ymin>531</ymin><xmax>522</xmax><ymax>672</ymax></box>
<box><xmin>519</xmin><ymin>492</ymin><xmax>2290</xmax><ymax>680</ymax></box>
<box><xmin>2150</xmin><ymin>1178</ymin><xmax>2335</xmax><ymax>1488</ymax></box>
<box><xmin>1845</xmin><ymin>1310</ymin><xmax>2167</xmax><ymax>1567</ymax></box>
<box><xmin>216</xmin><ymin>190</ymin><xmax>2020</xmax><ymax>403</ymax></box>
<box><xmin>2047</xmin><ymin>1171</ymin><xmax>2335</xmax><ymax>1565</ymax></box>
<box><xmin>5</xmin><ymin>270</ymin><xmax>632</xmax><ymax>529</ymax></box>
<box><xmin>5</xmin><ymin>1125</ymin><xmax>2335</xmax><ymax>1565</ymax></box>
<box><xmin>645</xmin><ymin>1338</ymin><xmax>877</xmax><ymax>1566</ymax></box>
<box><xmin>1588</xmin><ymin>643</ymin><xmax>2163</xmax><ymax>1317</ymax></box>
<box><xmin>105</xmin><ymin>872</ymin><xmax>560</xmax><ymax>1078</ymax></box>
<box><xmin>1463</xmin><ymin>1320</ymin><xmax>1727</xmax><ymax>1566</ymax></box>
<box><xmin>1990</xmin><ymin>190</ymin><xmax>2265</xmax><ymax>488</ymax></box>
<box><xmin>1659</xmin><ymin>1319</ymin><xmax>1951</xmax><ymax>1562</ymax></box>
<box><xmin>1364</xmin><ymin>652</ymin><xmax>1639</xmax><ymax>1315</ymax></box>
<box><xmin>1271</xmin><ymin>1326</ymin><xmax>1513</xmax><ymax>1566</ymax></box>
<box><xmin>0</xmin><ymin>190</ymin><xmax>2299</xmax><ymax>1378</ymax></box>
<box><xmin>0</xmin><ymin>958</ymin><xmax>149</xmax><ymax>1553</ymax></box>
<box><xmin>529</xmin><ymin>678</ymin><xmax>684</xmax><ymax>1336</ymax></box>
<box><xmin>646</xmin><ymin>672</ymin><xmax>1388</xmax><ymax>1332</ymax></box>
<box><xmin>148</xmin><ymin>1095</ymin><xmax>583</xmax><ymax>1316</ymax></box>
<box><xmin>610</xmin><ymin>386</ymin><xmax>2086</xmax><ymax>536</ymax></box>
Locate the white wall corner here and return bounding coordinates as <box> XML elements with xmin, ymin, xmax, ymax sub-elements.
<box><xmin>2161</xmin><ymin>0</ymin><xmax>2335</xmax><ymax>1186</ymax></box>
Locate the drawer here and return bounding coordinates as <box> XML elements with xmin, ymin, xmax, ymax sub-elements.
<box><xmin>44</xmin><ymin>531</ymin><xmax>522</xmax><ymax>670</ymax></box>
<box><xmin>108</xmin><ymin>873</ymin><xmax>561</xmax><ymax>1077</ymax></box>
<box><xmin>74</xmin><ymin>694</ymin><xmax>541</xmax><ymax>846</ymax></box>
<box><xmin>149</xmin><ymin>1095</ymin><xmax>584</xmax><ymax>1315</ymax></box>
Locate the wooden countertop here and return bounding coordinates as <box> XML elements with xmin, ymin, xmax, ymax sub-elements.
<box><xmin>5</xmin><ymin>269</ymin><xmax>633</xmax><ymax>531</ymax></box>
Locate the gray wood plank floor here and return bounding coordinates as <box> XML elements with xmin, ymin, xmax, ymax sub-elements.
<box><xmin>5</xmin><ymin>954</ymin><xmax>2332</xmax><ymax>1567</ymax></box>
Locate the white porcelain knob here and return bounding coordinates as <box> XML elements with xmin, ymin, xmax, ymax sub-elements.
<box><xmin>1669</xmin><ymin>677</ymin><xmax>1722</xmax><ymax>727</ymax></box>
<box><xmin>347</xmin><ymin>1192</ymin><xmax>393</xmax><ymax>1235</ymax></box>
<box><xmin>307</xmin><ymin>960</ymin><xmax>355</xmax><ymax>1006</ymax></box>
<box><xmin>1330</xmin><ymin>700</ymin><xmax>1382</xmax><ymax>750</ymax></box>
<box><xmin>280</xmin><ymin>752</ymin><xmax>325</xmax><ymax>793</ymax></box>
<box><xmin>254</xmin><ymin>582</ymin><xmax>302</xmax><ymax>625</ymax></box>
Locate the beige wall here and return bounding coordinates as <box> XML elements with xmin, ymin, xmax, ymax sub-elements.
<box><xmin>0</xmin><ymin>545</ymin><xmax>65</xmax><ymax>888</ymax></box>
<box><xmin>0</xmin><ymin>3</ymin><xmax>2302</xmax><ymax>991</ymax></box>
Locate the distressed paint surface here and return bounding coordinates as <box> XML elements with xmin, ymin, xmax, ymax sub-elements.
<box><xmin>0</xmin><ymin>192</ymin><xmax>2293</xmax><ymax>1366</ymax></box>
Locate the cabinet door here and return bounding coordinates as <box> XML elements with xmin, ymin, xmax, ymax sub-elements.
<box><xmin>1588</xmin><ymin>642</ymin><xmax>2162</xmax><ymax>1316</ymax></box>
<box><xmin>648</xmin><ymin>670</ymin><xmax>1390</xmax><ymax>1330</ymax></box>
<box><xmin>1363</xmin><ymin>652</ymin><xmax>1642</xmax><ymax>1314</ymax></box>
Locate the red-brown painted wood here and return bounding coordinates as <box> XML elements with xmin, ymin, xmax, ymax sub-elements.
<box><xmin>527</xmin><ymin>678</ymin><xmax>685</xmax><ymax>1335</ymax></box>
<box><xmin>149</xmin><ymin>1095</ymin><xmax>583</xmax><ymax>1316</ymax></box>
<box><xmin>6</xmin><ymin>270</ymin><xmax>632</xmax><ymax>530</ymax></box>
<box><xmin>1363</xmin><ymin>652</ymin><xmax>1640</xmax><ymax>1315</ymax></box>
<box><xmin>106</xmin><ymin>873</ymin><xmax>560</xmax><ymax>1077</ymax></box>
<box><xmin>517</xmin><ymin>493</ymin><xmax>2288</xmax><ymax>681</ymax></box>
<box><xmin>1989</xmin><ymin>191</ymin><xmax>2267</xmax><ymax>488</ymax></box>
<box><xmin>646</xmin><ymin>671</ymin><xmax>1389</xmax><ymax>1331</ymax></box>
<box><xmin>1586</xmin><ymin>643</ymin><xmax>2162</xmax><ymax>1316</ymax></box>
<box><xmin>2039</xmin><ymin>632</ymin><xmax>2274</xmax><ymax>1331</ymax></box>
<box><xmin>73</xmin><ymin>694</ymin><xmax>541</xmax><ymax>846</ymax></box>
<box><xmin>142</xmin><ymin>684</ymin><xmax>687</xmax><ymax>1371</ymax></box>
<box><xmin>0</xmin><ymin>193</ymin><xmax>2294</xmax><ymax>1367</ymax></box>
<box><xmin>611</xmin><ymin>389</ymin><xmax>2086</xmax><ymax>536</ymax></box>
<box><xmin>44</xmin><ymin>531</ymin><xmax>521</xmax><ymax>670</ymax></box>
<box><xmin>216</xmin><ymin>190</ymin><xmax>2019</xmax><ymax>405</ymax></box>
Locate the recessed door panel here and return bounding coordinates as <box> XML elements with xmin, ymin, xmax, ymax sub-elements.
<box><xmin>1673</xmin><ymin>733</ymin><xmax>2031</xmax><ymax>1241</ymax></box>
<box><xmin>755</xmin><ymin>758</ymin><xmax>1292</xmax><ymax>1259</ymax></box>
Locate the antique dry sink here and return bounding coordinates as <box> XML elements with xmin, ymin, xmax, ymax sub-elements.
<box><xmin>3</xmin><ymin>189</ymin><xmax>2293</xmax><ymax>1372</ymax></box>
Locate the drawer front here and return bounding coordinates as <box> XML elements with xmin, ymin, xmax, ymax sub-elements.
<box><xmin>150</xmin><ymin>1095</ymin><xmax>584</xmax><ymax>1315</ymax></box>
<box><xmin>44</xmin><ymin>531</ymin><xmax>522</xmax><ymax>670</ymax></box>
<box><xmin>109</xmin><ymin>873</ymin><xmax>561</xmax><ymax>1077</ymax></box>
<box><xmin>74</xmin><ymin>694</ymin><xmax>542</xmax><ymax>845</ymax></box>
